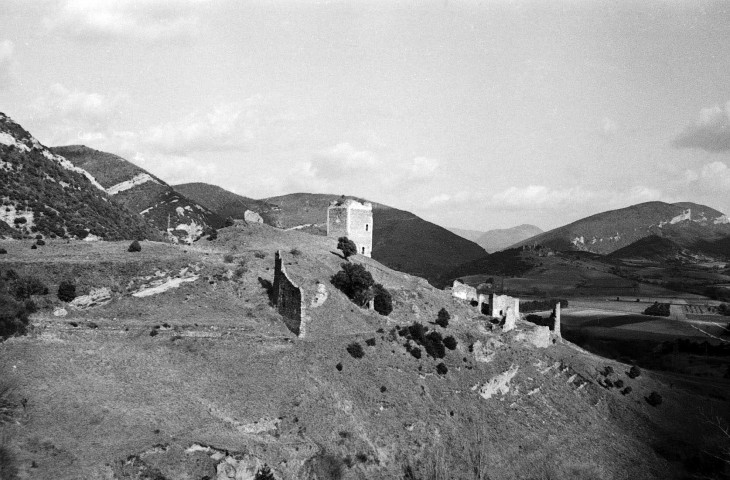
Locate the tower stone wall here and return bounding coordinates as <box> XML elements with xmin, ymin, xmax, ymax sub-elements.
<box><xmin>327</xmin><ymin>199</ymin><xmax>373</xmax><ymax>257</ymax></box>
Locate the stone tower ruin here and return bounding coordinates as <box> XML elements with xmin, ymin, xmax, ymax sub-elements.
<box><xmin>327</xmin><ymin>198</ymin><xmax>373</xmax><ymax>257</ymax></box>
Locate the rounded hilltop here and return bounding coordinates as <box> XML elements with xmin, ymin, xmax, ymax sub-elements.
<box><xmin>0</xmin><ymin>220</ymin><xmax>721</xmax><ymax>479</ymax></box>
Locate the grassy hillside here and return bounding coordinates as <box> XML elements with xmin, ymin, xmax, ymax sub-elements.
<box><xmin>54</xmin><ymin>147</ymin><xmax>224</xmax><ymax>242</ymax></box>
<box><xmin>174</xmin><ymin>182</ymin><xmax>278</xmax><ymax>225</ymax></box>
<box><xmin>0</xmin><ymin>225</ymin><xmax>727</xmax><ymax>479</ymax></box>
<box><xmin>174</xmin><ymin>188</ymin><xmax>488</xmax><ymax>287</ymax></box>
<box><xmin>0</xmin><ymin>114</ymin><xmax>157</xmax><ymax>241</ymax></box>
<box><xmin>5</xmin><ymin>225</ymin><xmax>728</xmax><ymax>480</ymax></box>
<box><xmin>262</xmin><ymin>193</ymin><xmax>488</xmax><ymax>287</ymax></box>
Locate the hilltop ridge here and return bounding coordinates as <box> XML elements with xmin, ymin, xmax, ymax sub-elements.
<box><xmin>0</xmin><ymin>113</ymin><xmax>157</xmax><ymax>241</ymax></box>
<box><xmin>53</xmin><ymin>146</ymin><xmax>223</xmax><ymax>243</ymax></box>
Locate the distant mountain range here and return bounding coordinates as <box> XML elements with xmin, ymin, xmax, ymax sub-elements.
<box><xmin>449</xmin><ymin>224</ymin><xmax>543</xmax><ymax>253</ymax></box>
<box><xmin>53</xmin><ymin>146</ymin><xmax>222</xmax><ymax>243</ymax></box>
<box><xmin>0</xmin><ymin>113</ymin><xmax>157</xmax><ymax>241</ymax></box>
<box><xmin>513</xmin><ymin>201</ymin><xmax>730</xmax><ymax>258</ymax></box>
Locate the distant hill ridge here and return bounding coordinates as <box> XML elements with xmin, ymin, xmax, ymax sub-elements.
<box><xmin>0</xmin><ymin>113</ymin><xmax>157</xmax><ymax>240</ymax></box>
<box><xmin>513</xmin><ymin>201</ymin><xmax>730</xmax><ymax>256</ymax></box>
<box><xmin>53</xmin><ymin>146</ymin><xmax>223</xmax><ymax>243</ymax></box>
<box><xmin>175</xmin><ymin>185</ymin><xmax>487</xmax><ymax>287</ymax></box>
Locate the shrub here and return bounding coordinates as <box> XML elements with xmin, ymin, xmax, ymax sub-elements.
<box><xmin>57</xmin><ymin>280</ymin><xmax>76</xmax><ymax>302</ymax></box>
<box><xmin>643</xmin><ymin>302</ymin><xmax>670</xmax><ymax>317</ymax></box>
<box><xmin>614</xmin><ymin>379</ymin><xmax>624</xmax><ymax>389</ymax></box>
<box><xmin>13</xmin><ymin>277</ymin><xmax>48</xmax><ymax>299</ymax></box>
<box><xmin>290</xmin><ymin>248</ymin><xmax>302</xmax><ymax>256</ymax></box>
<box><xmin>645</xmin><ymin>391</ymin><xmax>662</xmax><ymax>407</ymax></box>
<box><xmin>223</xmin><ymin>253</ymin><xmax>235</xmax><ymax>263</ymax></box>
<box><xmin>336</xmin><ymin>362</ymin><xmax>343</xmax><ymax>371</ymax></box>
<box><xmin>206</xmin><ymin>230</ymin><xmax>218</xmax><ymax>241</ymax></box>
<box><xmin>128</xmin><ymin>240</ymin><xmax>141</xmax><ymax>252</ymax></box>
<box><xmin>224</xmin><ymin>217</ymin><xmax>235</xmax><ymax>227</ymax></box>
<box><xmin>436</xmin><ymin>308</ymin><xmax>450</xmax><ymax>328</ymax></box>
<box><xmin>443</xmin><ymin>336</ymin><xmax>457</xmax><ymax>350</ymax></box>
<box><xmin>337</xmin><ymin>236</ymin><xmax>357</xmax><ymax>259</ymax></box>
<box><xmin>436</xmin><ymin>362</ymin><xmax>448</xmax><ymax>375</ymax></box>
<box><xmin>0</xmin><ymin>249</ymin><xmax>6</xmax><ymax>255</ymax></box>
<box><xmin>331</xmin><ymin>263</ymin><xmax>374</xmax><ymax>307</ymax></box>
<box><xmin>365</xmin><ymin>338</ymin><xmax>376</xmax><ymax>346</ymax></box>
<box><xmin>0</xmin><ymin>295</ymin><xmax>30</xmax><ymax>339</ymax></box>
<box><xmin>373</xmin><ymin>283</ymin><xmax>393</xmax><ymax>316</ymax></box>
<box><xmin>410</xmin><ymin>347</ymin><xmax>422</xmax><ymax>359</ymax></box>
<box><xmin>0</xmin><ymin>438</ymin><xmax>19</xmax><ymax>480</ymax></box>
<box><xmin>30</xmin><ymin>245</ymin><xmax>36</xmax><ymax>250</ymax></box>
<box><xmin>621</xmin><ymin>386</ymin><xmax>632</xmax><ymax>395</ymax></box>
<box><xmin>346</xmin><ymin>342</ymin><xmax>365</xmax><ymax>359</ymax></box>
<box><xmin>627</xmin><ymin>366</ymin><xmax>641</xmax><ymax>379</ymax></box>
<box><xmin>35</xmin><ymin>239</ymin><xmax>45</xmax><ymax>246</ymax></box>
<box><xmin>254</xmin><ymin>464</ymin><xmax>275</xmax><ymax>480</ymax></box>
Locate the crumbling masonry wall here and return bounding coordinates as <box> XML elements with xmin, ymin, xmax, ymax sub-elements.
<box><xmin>488</xmin><ymin>293</ymin><xmax>520</xmax><ymax>318</ymax></box>
<box><xmin>273</xmin><ymin>250</ymin><xmax>307</xmax><ymax>336</ymax></box>
<box><xmin>451</xmin><ymin>280</ymin><xmax>478</xmax><ymax>302</ymax></box>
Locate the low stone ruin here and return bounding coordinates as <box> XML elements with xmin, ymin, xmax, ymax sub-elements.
<box><xmin>451</xmin><ymin>279</ymin><xmax>478</xmax><ymax>303</ymax></box>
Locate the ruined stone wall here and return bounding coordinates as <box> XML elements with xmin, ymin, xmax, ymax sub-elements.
<box><xmin>273</xmin><ymin>250</ymin><xmax>306</xmax><ymax>336</ymax></box>
<box><xmin>488</xmin><ymin>294</ymin><xmax>520</xmax><ymax>318</ymax></box>
<box><xmin>326</xmin><ymin>199</ymin><xmax>373</xmax><ymax>258</ymax></box>
<box><xmin>452</xmin><ymin>280</ymin><xmax>478</xmax><ymax>302</ymax></box>
<box><xmin>326</xmin><ymin>205</ymin><xmax>349</xmax><ymax>240</ymax></box>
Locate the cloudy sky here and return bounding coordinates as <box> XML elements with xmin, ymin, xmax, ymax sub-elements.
<box><xmin>2</xmin><ymin>1</ymin><xmax>730</xmax><ymax>231</ymax></box>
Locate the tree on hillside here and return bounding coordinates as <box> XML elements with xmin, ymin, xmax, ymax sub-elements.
<box><xmin>331</xmin><ymin>263</ymin><xmax>374</xmax><ymax>307</ymax></box>
<box><xmin>373</xmin><ymin>283</ymin><xmax>393</xmax><ymax>316</ymax></box>
<box><xmin>436</xmin><ymin>308</ymin><xmax>450</xmax><ymax>328</ymax></box>
<box><xmin>57</xmin><ymin>280</ymin><xmax>76</xmax><ymax>302</ymax></box>
<box><xmin>337</xmin><ymin>236</ymin><xmax>357</xmax><ymax>259</ymax></box>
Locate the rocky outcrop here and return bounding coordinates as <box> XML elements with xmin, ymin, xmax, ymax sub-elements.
<box><xmin>69</xmin><ymin>287</ymin><xmax>112</xmax><ymax>310</ymax></box>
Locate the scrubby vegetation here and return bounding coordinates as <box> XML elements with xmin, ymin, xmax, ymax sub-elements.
<box><xmin>398</xmin><ymin>322</ymin><xmax>448</xmax><ymax>360</ymax></box>
<box><xmin>127</xmin><ymin>240</ymin><xmax>141</xmax><ymax>253</ymax></box>
<box><xmin>373</xmin><ymin>283</ymin><xmax>393</xmax><ymax>316</ymax></box>
<box><xmin>332</xmin><ymin>263</ymin><xmax>375</xmax><ymax>307</ymax></box>
<box><xmin>643</xmin><ymin>302</ymin><xmax>670</xmax><ymax>317</ymax></box>
<box><xmin>436</xmin><ymin>308</ymin><xmax>450</xmax><ymax>328</ymax></box>
<box><xmin>346</xmin><ymin>342</ymin><xmax>365</xmax><ymax>359</ymax></box>
<box><xmin>0</xmin><ymin>138</ymin><xmax>155</xmax><ymax>241</ymax></box>
<box><xmin>337</xmin><ymin>236</ymin><xmax>357</xmax><ymax>259</ymax></box>
<box><xmin>57</xmin><ymin>280</ymin><xmax>76</xmax><ymax>303</ymax></box>
<box><xmin>0</xmin><ymin>269</ymin><xmax>44</xmax><ymax>339</ymax></box>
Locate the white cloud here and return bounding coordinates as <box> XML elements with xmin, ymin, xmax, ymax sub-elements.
<box><xmin>313</xmin><ymin>143</ymin><xmax>381</xmax><ymax>174</ymax></box>
<box><xmin>31</xmin><ymin>83</ymin><xmax>127</xmax><ymax>130</ymax></box>
<box><xmin>144</xmin><ymin>104</ymin><xmax>248</xmax><ymax>154</ymax></box>
<box><xmin>132</xmin><ymin>152</ymin><xmax>217</xmax><ymax>185</ymax></box>
<box><xmin>602</xmin><ymin>117</ymin><xmax>618</xmax><ymax>136</ymax></box>
<box><xmin>0</xmin><ymin>40</ymin><xmax>18</xmax><ymax>88</ymax></box>
<box><xmin>46</xmin><ymin>0</ymin><xmax>209</xmax><ymax>42</ymax></box>
<box><xmin>683</xmin><ymin>161</ymin><xmax>730</xmax><ymax>191</ymax></box>
<box><xmin>673</xmin><ymin>101</ymin><xmax>730</xmax><ymax>151</ymax></box>
<box><xmin>410</xmin><ymin>156</ymin><xmax>439</xmax><ymax>177</ymax></box>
